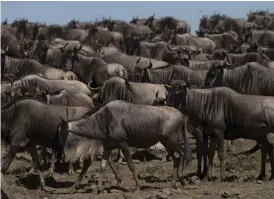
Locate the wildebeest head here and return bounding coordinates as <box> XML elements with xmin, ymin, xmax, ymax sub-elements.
<box><xmin>167</xmin><ymin>41</ymin><xmax>202</xmax><ymax>66</ymax></box>
<box><xmin>60</xmin><ymin>44</ymin><xmax>82</xmax><ymax>71</ymax></box>
<box><xmin>204</xmin><ymin>61</ymin><xmax>234</xmax><ymax>87</ymax></box>
<box><xmin>152</xmin><ymin>90</ymin><xmax>166</xmax><ymax>106</ymax></box>
<box><xmin>165</xmin><ymin>80</ymin><xmax>190</xmax><ymax>110</ymax></box>
<box><xmin>134</xmin><ymin>58</ymin><xmax>152</xmax><ymax>82</ymax></box>
<box><xmin>26</xmin><ymin>40</ymin><xmax>49</xmax><ymax>63</ymax></box>
<box><xmin>212</xmin><ymin>49</ymin><xmax>229</xmax><ymax>60</ymax></box>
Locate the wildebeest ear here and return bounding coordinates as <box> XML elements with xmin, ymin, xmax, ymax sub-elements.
<box><xmin>260</xmin><ymin>53</ymin><xmax>270</xmax><ymax>61</ymax></box>
<box><xmin>156</xmin><ymin>90</ymin><xmax>159</xmax><ymax>98</ymax></box>
<box><xmin>164</xmin><ymin>84</ymin><xmax>171</xmax><ymax>91</ymax></box>
<box><xmin>148</xmin><ymin>59</ymin><xmax>152</xmax><ymax>68</ymax></box>
<box><xmin>4</xmin><ymin>91</ymin><xmax>11</xmax><ymax>97</ymax></box>
<box><xmin>136</xmin><ymin>57</ymin><xmax>141</xmax><ymax>64</ymax></box>
<box><xmin>195</xmin><ymin>48</ymin><xmax>202</xmax><ymax>55</ymax></box>
<box><xmin>216</xmin><ymin>66</ymin><xmax>224</xmax><ymax>74</ymax></box>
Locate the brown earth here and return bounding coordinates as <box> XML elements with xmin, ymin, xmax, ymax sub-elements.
<box><xmin>1</xmin><ymin>139</ymin><xmax>274</xmax><ymax>199</ymax></box>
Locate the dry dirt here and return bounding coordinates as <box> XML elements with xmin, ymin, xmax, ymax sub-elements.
<box><xmin>1</xmin><ymin>139</ymin><xmax>274</xmax><ymax>199</ymax></box>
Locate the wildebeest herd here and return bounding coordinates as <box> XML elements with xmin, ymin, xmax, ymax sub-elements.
<box><xmin>1</xmin><ymin>10</ymin><xmax>274</xmax><ymax>194</ymax></box>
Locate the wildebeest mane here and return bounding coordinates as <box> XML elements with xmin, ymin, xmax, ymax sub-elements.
<box><xmin>185</xmin><ymin>87</ymin><xmax>238</xmax><ymax>122</ymax></box>
<box><xmin>1</xmin><ymin>96</ymin><xmax>49</xmax><ymax>111</ymax></box>
<box><xmin>223</xmin><ymin>63</ymin><xmax>274</xmax><ymax>95</ymax></box>
<box><xmin>145</xmin><ymin>65</ymin><xmax>207</xmax><ymax>87</ymax></box>
<box><xmin>98</xmin><ymin>77</ymin><xmax>136</xmax><ymax>105</ymax></box>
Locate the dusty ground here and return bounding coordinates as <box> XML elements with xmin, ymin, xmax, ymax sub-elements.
<box><xmin>1</xmin><ymin>139</ymin><xmax>274</xmax><ymax>199</ymax></box>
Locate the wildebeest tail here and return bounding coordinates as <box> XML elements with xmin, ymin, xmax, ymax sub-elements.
<box><xmin>235</xmin><ymin>143</ymin><xmax>260</xmax><ymax>156</ymax></box>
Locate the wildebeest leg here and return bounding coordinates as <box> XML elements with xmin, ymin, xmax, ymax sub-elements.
<box><xmin>108</xmin><ymin>161</ymin><xmax>122</xmax><ymax>185</ymax></box>
<box><xmin>116</xmin><ymin>149</ymin><xmax>125</xmax><ymax>163</ymax></box>
<box><xmin>196</xmin><ymin>138</ymin><xmax>203</xmax><ymax>178</ymax></box>
<box><xmin>119</xmin><ymin>142</ymin><xmax>140</xmax><ymax>190</ymax></box>
<box><xmin>1</xmin><ymin>145</ymin><xmax>21</xmax><ymax>174</ymax></box>
<box><xmin>26</xmin><ymin>146</ymin><xmax>46</xmax><ymax>188</ymax></box>
<box><xmin>71</xmin><ymin>158</ymin><xmax>92</xmax><ymax>190</ymax></box>
<box><xmin>206</xmin><ymin>138</ymin><xmax>217</xmax><ymax>181</ymax></box>
<box><xmin>161</xmin><ymin>141</ymin><xmax>181</xmax><ymax>187</ymax></box>
<box><xmin>257</xmin><ymin>145</ymin><xmax>267</xmax><ymax>180</ymax></box>
<box><xmin>266</xmin><ymin>143</ymin><xmax>274</xmax><ymax>180</ymax></box>
<box><xmin>202</xmin><ymin>135</ymin><xmax>209</xmax><ymax>178</ymax></box>
<box><xmin>48</xmin><ymin>149</ymin><xmax>56</xmax><ymax>177</ymax></box>
<box><xmin>193</xmin><ymin>127</ymin><xmax>204</xmax><ymax>178</ymax></box>
<box><xmin>216</xmin><ymin>135</ymin><xmax>225</xmax><ymax>181</ymax></box>
<box><xmin>98</xmin><ymin>148</ymin><xmax>111</xmax><ymax>193</ymax></box>
<box><xmin>42</xmin><ymin>147</ymin><xmax>48</xmax><ymax>169</ymax></box>
<box><xmin>68</xmin><ymin>162</ymin><xmax>74</xmax><ymax>175</ymax></box>
<box><xmin>170</xmin><ymin>153</ymin><xmax>181</xmax><ymax>188</ymax></box>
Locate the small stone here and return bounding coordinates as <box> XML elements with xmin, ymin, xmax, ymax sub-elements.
<box><xmin>188</xmin><ymin>176</ymin><xmax>200</xmax><ymax>185</ymax></box>
<box><xmin>156</xmin><ymin>193</ymin><xmax>169</xmax><ymax>199</ymax></box>
<box><xmin>256</xmin><ymin>180</ymin><xmax>264</xmax><ymax>184</ymax></box>
<box><xmin>110</xmin><ymin>189</ymin><xmax>123</xmax><ymax>193</ymax></box>
<box><xmin>90</xmin><ymin>184</ymin><xmax>97</xmax><ymax>190</ymax></box>
<box><xmin>162</xmin><ymin>188</ymin><xmax>172</xmax><ymax>196</ymax></box>
<box><xmin>172</xmin><ymin>188</ymin><xmax>182</xmax><ymax>194</ymax></box>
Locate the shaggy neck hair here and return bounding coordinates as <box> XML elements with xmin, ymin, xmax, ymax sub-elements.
<box><xmin>4</xmin><ymin>56</ymin><xmax>23</xmax><ymax>74</ymax></box>
<box><xmin>145</xmin><ymin>65</ymin><xmax>207</xmax><ymax>87</ymax></box>
<box><xmin>184</xmin><ymin>87</ymin><xmax>236</xmax><ymax>123</ymax></box>
<box><xmin>223</xmin><ymin>64</ymin><xmax>274</xmax><ymax>95</ymax></box>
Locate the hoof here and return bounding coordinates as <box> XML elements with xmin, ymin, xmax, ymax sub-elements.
<box><xmin>70</xmin><ymin>183</ymin><xmax>80</xmax><ymax>190</ymax></box>
<box><xmin>47</xmin><ymin>169</ymin><xmax>54</xmax><ymax>177</ymax></box>
<box><xmin>68</xmin><ymin>170</ymin><xmax>74</xmax><ymax>175</ymax></box>
<box><xmin>257</xmin><ymin>174</ymin><xmax>266</xmax><ymax>181</ymax></box>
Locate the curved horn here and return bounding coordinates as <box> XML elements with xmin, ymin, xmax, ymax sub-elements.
<box><xmin>156</xmin><ymin>90</ymin><xmax>159</xmax><ymax>98</ymax></box>
<box><xmin>63</xmin><ymin>43</ymin><xmax>69</xmax><ymax>49</ymax></box>
<box><xmin>77</xmin><ymin>43</ymin><xmax>82</xmax><ymax>51</ymax></box>
<box><xmin>95</xmin><ymin>40</ymin><xmax>103</xmax><ymax>47</ymax></box>
<box><xmin>224</xmin><ymin>54</ymin><xmax>232</xmax><ymax>64</ymax></box>
<box><xmin>136</xmin><ymin>57</ymin><xmax>141</xmax><ymax>64</ymax></box>
<box><xmin>167</xmin><ymin>40</ymin><xmax>179</xmax><ymax>52</ymax></box>
<box><xmin>87</xmin><ymin>81</ymin><xmax>101</xmax><ymax>92</ymax></box>
<box><xmin>148</xmin><ymin>59</ymin><xmax>153</xmax><ymax>69</ymax></box>
<box><xmin>124</xmin><ymin>78</ymin><xmax>134</xmax><ymax>93</ymax></box>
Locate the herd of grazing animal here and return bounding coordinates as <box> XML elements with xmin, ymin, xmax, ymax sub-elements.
<box><xmin>1</xmin><ymin>10</ymin><xmax>274</xmax><ymax>193</ymax></box>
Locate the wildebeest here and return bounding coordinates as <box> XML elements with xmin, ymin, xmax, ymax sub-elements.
<box><xmin>91</xmin><ymin>76</ymin><xmax>167</xmax><ymax>107</ymax></box>
<box><xmin>2</xmin><ymin>54</ymin><xmax>70</xmax><ymax>80</ymax></box>
<box><xmin>52</xmin><ymin>38</ymin><xmax>95</xmax><ymax>56</ymax></box>
<box><xmin>205</xmin><ymin>62</ymin><xmax>274</xmax><ymax>96</ymax></box>
<box><xmin>1</xmin><ymin>34</ymin><xmax>26</xmax><ymax>58</ymax></box>
<box><xmin>39</xmin><ymin>89</ymin><xmax>94</xmax><ymax>109</ymax></box>
<box><xmin>165</xmin><ymin>83</ymin><xmax>274</xmax><ymax>181</ymax></box>
<box><xmin>57</xmin><ymin>100</ymin><xmax>192</xmax><ymax>191</ymax></box>
<box><xmin>170</xmin><ymin>33</ymin><xmax>216</xmax><ymax>54</ymax></box>
<box><xmin>199</xmin><ymin>14</ymin><xmax>246</xmax><ymax>35</ymax></box>
<box><xmin>97</xmin><ymin>46</ymin><xmax>168</xmax><ymax>79</ymax></box>
<box><xmin>1</xmin><ymin>98</ymin><xmax>122</xmax><ymax>189</ymax></box>
<box><xmin>223</xmin><ymin>52</ymin><xmax>273</xmax><ymax>68</ymax></box>
<box><xmin>61</xmin><ymin>49</ymin><xmax>128</xmax><ymax>86</ymax></box>
<box><xmin>202</xmin><ymin>31</ymin><xmax>239</xmax><ymax>51</ymax></box>
<box><xmin>136</xmin><ymin>64</ymin><xmax>208</xmax><ymax>87</ymax></box>
<box><xmin>5</xmin><ymin>74</ymin><xmax>93</xmax><ymax>98</ymax></box>
<box><xmin>243</xmin><ymin>29</ymin><xmax>274</xmax><ymax>48</ymax></box>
